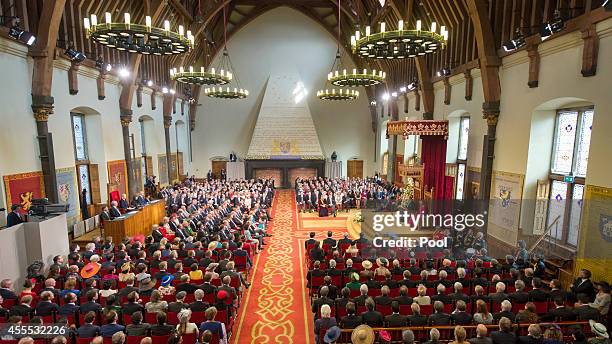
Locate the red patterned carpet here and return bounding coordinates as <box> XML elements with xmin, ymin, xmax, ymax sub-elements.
<box><xmin>232</xmin><ymin>189</ymin><xmax>313</xmax><ymax>344</ymax></box>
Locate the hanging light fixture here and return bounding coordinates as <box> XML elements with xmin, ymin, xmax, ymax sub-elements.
<box><xmin>204</xmin><ymin>6</ymin><xmax>248</xmax><ymax>99</ymax></box>
<box><xmin>351</xmin><ymin>17</ymin><xmax>448</xmax><ymax>59</ymax></box>
<box><xmin>317</xmin><ymin>0</ymin><xmax>359</xmax><ymax>101</ymax></box>
<box><xmin>170</xmin><ymin>39</ymin><xmax>232</xmax><ymax>85</ymax></box>
<box><xmin>83</xmin><ymin>11</ymin><xmax>193</xmax><ymax>55</ymax></box>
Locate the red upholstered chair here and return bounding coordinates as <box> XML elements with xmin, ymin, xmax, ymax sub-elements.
<box><xmin>145</xmin><ymin>312</ymin><xmax>157</xmax><ymax>324</ymax></box>
<box><xmin>190</xmin><ymin>311</ymin><xmax>206</xmax><ymax>324</ymax></box>
<box><xmin>151</xmin><ymin>335</ymin><xmax>171</xmax><ymax>344</ymax></box>
<box><xmin>76</xmin><ymin>337</ymin><xmax>92</xmax><ymax>344</ymax></box>
<box><xmin>109</xmin><ymin>191</ymin><xmax>120</xmax><ymax>203</ymax></box>
<box><xmin>180</xmin><ymin>333</ymin><xmax>197</xmax><ymax>344</ymax></box>
<box><xmin>126</xmin><ymin>336</ymin><xmax>146</xmax><ymax>344</ymax></box>
<box><xmin>420</xmin><ymin>304</ymin><xmax>433</xmax><ymax>315</ymax></box>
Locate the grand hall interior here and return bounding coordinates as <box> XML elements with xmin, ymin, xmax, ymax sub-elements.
<box><xmin>0</xmin><ymin>1</ymin><xmax>611</xmax><ymax>343</ymax></box>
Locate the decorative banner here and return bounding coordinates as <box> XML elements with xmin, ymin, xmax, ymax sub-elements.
<box><xmin>488</xmin><ymin>170</ymin><xmax>524</xmax><ymax>235</ymax></box>
<box><xmin>386</xmin><ymin>120</ymin><xmax>449</xmax><ymax>139</ymax></box>
<box><xmin>158</xmin><ymin>155</ymin><xmax>169</xmax><ymax>186</ymax></box>
<box><xmin>3</xmin><ymin>171</ymin><xmax>45</xmax><ymax>214</ymax></box>
<box><xmin>107</xmin><ymin>160</ymin><xmax>128</xmax><ymax>197</ymax></box>
<box><xmin>129</xmin><ymin>157</ymin><xmax>143</xmax><ymax>193</ymax></box>
<box><xmin>56</xmin><ymin>167</ymin><xmax>80</xmax><ymax>227</ymax></box>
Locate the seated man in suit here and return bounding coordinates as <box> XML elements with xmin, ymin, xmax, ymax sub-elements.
<box><xmin>119</xmin><ymin>194</ymin><xmax>130</xmax><ymax>210</ymax></box>
<box><xmin>431</xmin><ymin>284</ymin><xmax>452</xmax><ymax>305</ymax></box>
<box><xmin>451</xmin><ymin>300</ymin><xmax>473</xmax><ymax>325</ymax></box>
<box><xmin>58</xmin><ymin>293</ymin><xmax>79</xmax><ymax>316</ymax></box>
<box><xmin>80</xmin><ymin>289</ymin><xmax>102</xmax><ymax>314</ymax></box>
<box><xmin>6</xmin><ymin>205</ymin><xmax>24</xmax><ymax>227</ymax></box>
<box><xmin>548</xmin><ymin>279</ymin><xmax>567</xmax><ymax>302</ymax></box>
<box><xmin>518</xmin><ymin>324</ymin><xmax>543</xmax><ymax>344</ymax></box>
<box><xmin>468</xmin><ymin>324</ymin><xmax>493</xmax><ymax>344</ymax></box>
<box><xmin>510</xmin><ymin>280</ymin><xmax>530</xmax><ymax>304</ymax></box>
<box><xmin>133</xmin><ymin>191</ymin><xmax>148</xmax><ymax>208</ymax></box>
<box><xmin>76</xmin><ymin>311</ymin><xmax>101</xmax><ymax>338</ymax></box>
<box><xmin>573</xmin><ymin>294</ymin><xmax>601</xmax><ymax>321</ymax></box>
<box><xmin>339</xmin><ymin>302</ymin><xmax>362</xmax><ymax>329</ymax></box>
<box><xmin>540</xmin><ymin>297</ymin><xmax>576</xmax><ymax>322</ymax></box>
<box><xmin>489</xmin><ymin>282</ymin><xmax>509</xmax><ymax>304</ymax></box>
<box><xmin>384</xmin><ymin>301</ymin><xmax>408</xmax><ymax>327</ymax></box>
<box><xmin>0</xmin><ymin>279</ymin><xmax>18</xmax><ymax>300</ymax></box>
<box><xmin>109</xmin><ymin>201</ymin><xmax>122</xmax><ymax>219</ymax></box>
<box><xmin>10</xmin><ymin>295</ymin><xmax>34</xmax><ymax>317</ymax></box>
<box><xmin>35</xmin><ymin>291</ymin><xmax>59</xmax><ymax>316</ymax></box>
<box><xmin>360</xmin><ymin>298</ymin><xmax>384</xmax><ymax>327</ymax></box>
<box><xmin>428</xmin><ymin>300</ymin><xmax>451</xmax><ymax>325</ymax></box>
<box><xmin>490</xmin><ymin>317</ymin><xmax>517</xmax><ymax>344</ymax></box>
<box><xmin>528</xmin><ymin>278</ymin><xmax>549</xmax><ymax>302</ymax></box>
<box><xmin>493</xmin><ymin>300</ymin><xmax>516</xmax><ymax>323</ymax></box>
<box><xmin>407</xmin><ymin>303</ymin><xmax>428</xmax><ymax>326</ymax></box>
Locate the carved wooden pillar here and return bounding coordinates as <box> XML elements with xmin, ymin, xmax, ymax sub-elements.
<box><xmin>479</xmin><ymin>101</ymin><xmax>500</xmax><ymax>203</ymax></box>
<box><xmin>581</xmin><ymin>24</ymin><xmax>599</xmax><ymax>77</ymax></box>
<box><xmin>136</xmin><ymin>84</ymin><xmax>143</xmax><ymax>107</ymax></box>
<box><xmin>32</xmin><ymin>98</ymin><xmax>58</xmax><ymax>203</ymax></box>
<box><xmin>443</xmin><ymin>77</ymin><xmax>451</xmax><ymax>105</ymax></box>
<box><xmin>527</xmin><ymin>42</ymin><xmax>540</xmax><ymax>88</ymax></box>
<box><xmin>96</xmin><ymin>72</ymin><xmax>106</xmax><ymax>100</ymax></box>
<box><xmin>464</xmin><ymin>70</ymin><xmax>473</xmax><ymax>101</ymax></box>
<box><xmin>68</xmin><ymin>62</ymin><xmax>79</xmax><ymax>95</ymax></box>
<box><xmin>120</xmin><ymin>109</ymin><xmax>137</xmax><ymax>199</ymax></box>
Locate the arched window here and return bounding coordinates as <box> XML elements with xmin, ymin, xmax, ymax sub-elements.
<box><xmin>455</xmin><ymin>116</ymin><xmax>470</xmax><ymax>199</ymax></box>
<box><xmin>71</xmin><ymin>113</ymin><xmax>91</xmax><ymax>204</ymax></box>
<box><xmin>546</xmin><ymin>107</ymin><xmax>593</xmax><ymax>246</ymax></box>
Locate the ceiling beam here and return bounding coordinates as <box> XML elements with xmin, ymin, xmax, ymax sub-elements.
<box><xmin>170</xmin><ymin>0</ymin><xmax>194</xmax><ymax>23</ymax></box>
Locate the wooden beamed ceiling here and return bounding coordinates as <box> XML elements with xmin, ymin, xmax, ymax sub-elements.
<box><xmin>2</xmin><ymin>0</ymin><xmax>605</xmax><ymax>100</ymax></box>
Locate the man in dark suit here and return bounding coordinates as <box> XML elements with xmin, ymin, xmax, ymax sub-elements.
<box><xmin>518</xmin><ymin>324</ymin><xmax>544</xmax><ymax>344</ymax></box>
<box><xmin>449</xmin><ymin>282</ymin><xmax>470</xmax><ymax>303</ymax></box>
<box><xmin>361</xmin><ymin>298</ymin><xmax>384</xmax><ymax>327</ymax></box>
<box><xmin>573</xmin><ymin>294</ymin><xmax>601</xmax><ymax>321</ymax></box>
<box><xmin>6</xmin><ymin>205</ymin><xmax>24</xmax><ymax>227</ymax></box>
<box><xmin>312</xmin><ymin>286</ymin><xmax>334</xmax><ymax>317</ymax></box>
<box><xmin>374</xmin><ymin>286</ymin><xmax>393</xmax><ymax>307</ymax></box>
<box><xmin>198</xmin><ymin>273</ymin><xmax>218</xmax><ymax>295</ymax></box>
<box><xmin>80</xmin><ymin>290</ymin><xmax>102</xmax><ymax>314</ymax></box>
<box><xmin>109</xmin><ymin>201</ymin><xmax>122</xmax><ymax>219</ymax></box>
<box><xmin>117</xmin><ymin>278</ymin><xmax>139</xmax><ymax>298</ymax></box>
<box><xmin>431</xmin><ymin>284</ymin><xmax>453</xmax><ymax>304</ymax></box>
<box><xmin>35</xmin><ymin>291</ymin><xmax>59</xmax><ymax>316</ymax></box>
<box><xmin>393</xmin><ymin>286</ymin><xmax>413</xmax><ymax>305</ymax></box>
<box><xmin>450</xmin><ymin>300</ymin><xmax>473</xmax><ymax>325</ymax></box>
<box><xmin>322</xmin><ymin>231</ymin><xmax>337</xmax><ymax>249</ymax></box>
<box><xmin>571</xmin><ymin>269</ymin><xmax>596</xmax><ymax>301</ymax></box>
<box><xmin>175</xmin><ymin>275</ymin><xmax>198</xmax><ymax>294</ymax></box>
<box><xmin>167</xmin><ymin>292</ymin><xmax>190</xmax><ymax>313</ymax></box>
<box><xmin>428</xmin><ymin>301</ymin><xmax>451</xmax><ymax>325</ymax></box>
<box><xmin>471</xmin><ymin>285</ymin><xmax>491</xmax><ymax>305</ymax></box>
<box><xmin>548</xmin><ymin>279</ymin><xmax>568</xmax><ymax>302</ymax></box>
<box><xmin>76</xmin><ymin>311</ymin><xmax>101</xmax><ymax>338</ymax></box>
<box><xmin>151</xmin><ymin>225</ymin><xmax>164</xmax><ymax>242</ymax></box>
<box><xmin>384</xmin><ymin>301</ymin><xmax>408</xmax><ymax>327</ymax></box>
<box><xmin>468</xmin><ymin>324</ymin><xmax>493</xmax><ymax>344</ymax></box>
<box><xmin>58</xmin><ymin>293</ymin><xmax>80</xmax><ymax>316</ymax></box>
<box><xmin>218</xmin><ymin>276</ymin><xmax>238</xmax><ymax>304</ymax></box>
<box><xmin>407</xmin><ymin>303</ymin><xmax>428</xmax><ymax>326</ymax></box>
<box><xmin>509</xmin><ymin>280</ymin><xmax>530</xmax><ymax>304</ymax></box>
<box><xmin>10</xmin><ymin>295</ymin><xmax>34</xmax><ymax>317</ymax></box>
<box><xmin>493</xmin><ymin>300</ymin><xmax>516</xmax><ymax>323</ymax></box>
<box><xmin>119</xmin><ymin>194</ymin><xmax>129</xmax><ymax>210</ymax></box>
<box><xmin>490</xmin><ymin>317</ymin><xmax>517</xmax><ymax>344</ymax></box>
<box><xmin>121</xmin><ymin>291</ymin><xmax>144</xmax><ymax>316</ymax></box>
<box><xmin>489</xmin><ymin>282</ymin><xmax>510</xmax><ymax>304</ymax></box>
<box><xmin>540</xmin><ymin>298</ymin><xmax>576</xmax><ymax>322</ymax></box>
<box><xmin>0</xmin><ymin>279</ymin><xmax>17</xmax><ymax>300</ymax></box>
<box><xmin>189</xmin><ymin>289</ymin><xmax>210</xmax><ymax>312</ymax></box>
<box><xmin>528</xmin><ymin>278</ymin><xmax>549</xmax><ymax>302</ymax></box>
<box><xmin>339</xmin><ymin>302</ymin><xmax>362</xmax><ymax>329</ymax></box>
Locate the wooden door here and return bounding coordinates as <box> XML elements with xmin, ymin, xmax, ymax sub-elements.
<box><xmin>347</xmin><ymin>160</ymin><xmax>364</xmax><ymax>179</ymax></box>
<box><xmin>145</xmin><ymin>156</ymin><xmax>153</xmax><ymax>177</ymax></box>
<box><xmin>89</xmin><ymin>164</ymin><xmax>101</xmax><ymax>204</ymax></box>
<box><xmin>211</xmin><ymin>161</ymin><xmax>227</xmax><ymax>179</ymax></box>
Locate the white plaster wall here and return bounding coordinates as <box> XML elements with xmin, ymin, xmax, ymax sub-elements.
<box><xmin>192</xmin><ymin>7</ymin><xmax>375</xmax><ymax>176</ymax></box>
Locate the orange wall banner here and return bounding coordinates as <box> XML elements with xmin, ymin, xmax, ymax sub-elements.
<box><xmin>3</xmin><ymin>171</ymin><xmax>45</xmax><ymax>214</ymax></box>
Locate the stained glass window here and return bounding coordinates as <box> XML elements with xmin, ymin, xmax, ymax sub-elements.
<box><xmin>575</xmin><ymin>110</ymin><xmax>593</xmax><ymax>177</ymax></box>
<box><xmin>140</xmin><ymin>121</ymin><xmax>147</xmax><ymax>155</ymax></box>
<box><xmin>78</xmin><ymin>164</ymin><xmax>91</xmax><ymax>204</ymax></box>
<box><xmin>72</xmin><ymin>114</ymin><xmax>88</xmax><ymax>161</ymax></box>
<box><xmin>567</xmin><ymin>184</ymin><xmax>584</xmax><ymax>246</ymax></box>
<box><xmin>551</xmin><ymin>111</ymin><xmax>578</xmax><ymax>175</ymax></box>
<box><xmin>547</xmin><ymin>180</ymin><xmax>567</xmax><ymax>240</ymax></box>
<box><xmin>457</xmin><ymin>117</ymin><xmax>470</xmax><ymax>161</ymax></box>
<box><xmin>456</xmin><ymin>163</ymin><xmax>466</xmax><ymax>199</ymax></box>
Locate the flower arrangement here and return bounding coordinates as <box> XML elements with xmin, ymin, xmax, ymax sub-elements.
<box><xmin>353</xmin><ymin>212</ymin><xmax>364</xmax><ymax>223</ymax></box>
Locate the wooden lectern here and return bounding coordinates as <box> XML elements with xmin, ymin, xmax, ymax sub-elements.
<box><xmin>104</xmin><ymin>200</ymin><xmax>166</xmax><ymax>243</ymax></box>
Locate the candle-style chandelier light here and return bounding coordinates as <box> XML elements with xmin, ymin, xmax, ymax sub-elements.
<box><xmin>351</xmin><ymin>19</ymin><xmax>448</xmax><ymax>59</ymax></box>
<box><xmin>170</xmin><ymin>41</ymin><xmax>232</xmax><ymax>86</ymax></box>
<box><xmin>317</xmin><ymin>0</ymin><xmax>361</xmax><ymax>101</ymax></box>
<box><xmin>83</xmin><ymin>12</ymin><xmax>193</xmax><ymax>55</ymax></box>
<box><xmin>203</xmin><ymin>6</ymin><xmax>248</xmax><ymax>99</ymax></box>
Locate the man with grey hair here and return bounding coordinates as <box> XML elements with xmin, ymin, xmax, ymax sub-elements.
<box><xmin>450</xmin><ymin>282</ymin><xmax>469</xmax><ymax>303</ymax></box>
<box><xmin>423</xmin><ymin>328</ymin><xmax>440</xmax><ymax>344</ymax></box>
<box><xmin>402</xmin><ymin>329</ymin><xmax>415</xmax><ymax>344</ymax></box>
<box><xmin>468</xmin><ymin>324</ymin><xmax>492</xmax><ymax>344</ymax></box>
<box><xmin>428</xmin><ymin>300</ymin><xmax>450</xmax><ymax>325</ymax></box>
<box><xmin>509</xmin><ymin>279</ymin><xmax>529</xmax><ymax>304</ymax></box>
<box><xmin>431</xmin><ymin>284</ymin><xmax>452</xmax><ymax>304</ymax></box>
<box><xmin>490</xmin><ymin>281</ymin><xmax>509</xmax><ymax>303</ymax></box>
<box><xmin>111</xmin><ymin>331</ymin><xmax>125</xmax><ymax>344</ymax></box>
<box><xmin>353</xmin><ymin>284</ymin><xmax>369</xmax><ymax>306</ymax></box>
<box><xmin>189</xmin><ymin>289</ymin><xmax>208</xmax><ymax>312</ymax></box>
<box><xmin>518</xmin><ymin>324</ymin><xmax>542</xmax><ymax>344</ymax></box>
<box><xmin>494</xmin><ymin>299</ymin><xmax>516</xmax><ymax>323</ymax></box>
<box><xmin>312</xmin><ymin>286</ymin><xmax>333</xmax><ymax>315</ymax></box>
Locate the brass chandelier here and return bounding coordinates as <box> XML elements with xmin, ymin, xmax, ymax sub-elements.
<box><xmin>203</xmin><ymin>6</ymin><xmax>248</xmax><ymax>99</ymax></box>
<box><xmin>170</xmin><ymin>42</ymin><xmax>233</xmax><ymax>86</ymax></box>
<box><xmin>83</xmin><ymin>12</ymin><xmax>193</xmax><ymax>55</ymax></box>
<box><xmin>351</xmin><ymin>19</ymin><xmax>448</xmax><ymax>59</ymax></box>
<box><xmin>317</xmin><ymin>0</ymin><xmax>361</xmax><ymax>101</ymax></box>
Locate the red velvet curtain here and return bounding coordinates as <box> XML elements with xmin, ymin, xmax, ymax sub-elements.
<box><xmin>421</xmin><ymin>136</ymin><xmax>448</xmax><ymax>199</ymax></box>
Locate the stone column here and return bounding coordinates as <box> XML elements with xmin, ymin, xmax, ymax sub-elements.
<box><xmin>164</xmin><ymin>116</ymin><xmax>173</xmax><ymax>184</ymax></box>
<box><xmin>479</xmin><ymin>101</ymin><xmax>500</xmax><ymax>232</ymax></box>
<box><xmin>120</xmin><ymin>109</ymin><xmax>137</xmax><ymax>199</ymax></box>
<box><xmin>386</xmin><ymin>100</ymin><xmax>399</xmax><ymax>182</ymax></box>
<box><xmin>32</xmin><ymin>98</ymin><xmax>58</xmax><ymax>203</ymax></box>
